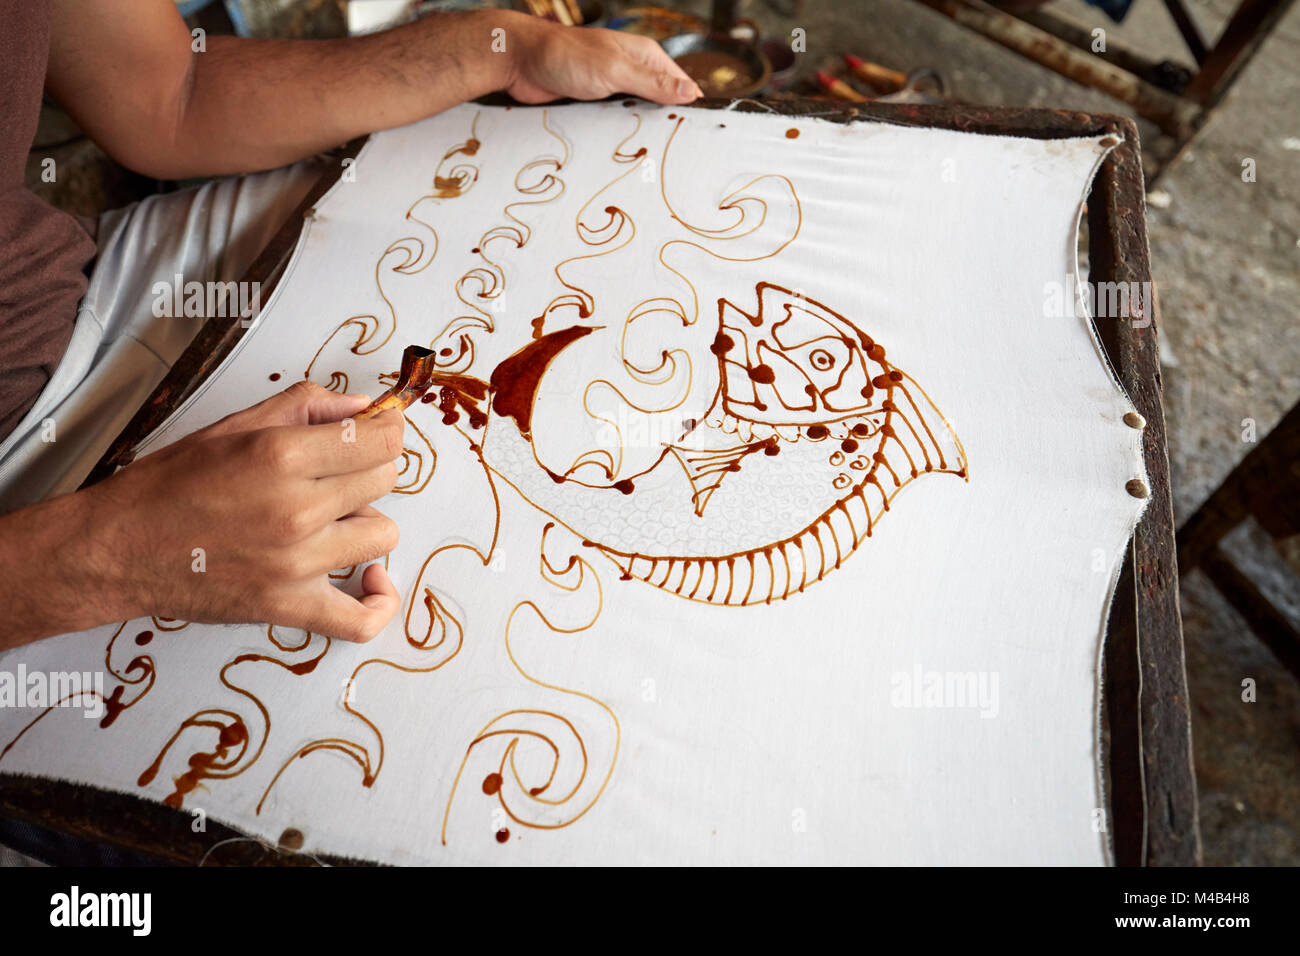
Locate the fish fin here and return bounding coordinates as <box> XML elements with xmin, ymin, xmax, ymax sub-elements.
<box><xmin>667</xmin><ymin>441</ymin><xmax>768</xmax><ymax>517</ymax></box>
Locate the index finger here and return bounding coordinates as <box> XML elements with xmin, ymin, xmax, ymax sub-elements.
<box><xmin>284</xmin><ymin>407</ymin><xmax>406</xmax><ymax>479</ymax></box>
<box><xmin>200</xmin><ymin>380</ymin><xmax>373</xmax><ymax>441</ymax></box>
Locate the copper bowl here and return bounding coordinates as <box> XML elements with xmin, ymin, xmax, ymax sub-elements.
<box><xmin>662</xmin><ymin>32</ymin><xmax>772</xmax><ymax>99</ymax></box>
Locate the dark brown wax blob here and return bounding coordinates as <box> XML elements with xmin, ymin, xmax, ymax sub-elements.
<box><xmin>434</xmin><ymin>176</ymin><xmax>463</xmax><ymax>198</ymax></box>
<box><xmin>138</xmin><ymin>720</ymin><xmax>249</xmax><ymax>808</ymax></box>
<box><xmin>491</xmin><ymin>325</ymin><xmax>595</xmax><ymax>440</ymax></box>
<box><xmin>426</xmin><ymin>373</ymin><xmax>489</xmax><ymax>427</ymax></box>
<box><xmin>100</xmin><ymin>685</ymin><xmax>128</xmax><ymax>728</ymax></box>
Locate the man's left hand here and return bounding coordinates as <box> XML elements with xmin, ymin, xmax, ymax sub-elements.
<box><xmin>502</xmin><ymin>13</ymin><xmax>703</xmax><ymax>106</ymax></box>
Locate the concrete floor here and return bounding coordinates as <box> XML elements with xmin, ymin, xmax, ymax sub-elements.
<box><xmin>23</xmin><ymin>0</ymin><xmax>1300</xmax><ymax>865</ymax></box>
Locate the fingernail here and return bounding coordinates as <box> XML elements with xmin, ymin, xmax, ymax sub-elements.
<box><xmin>677</xmin><ymin>78</ymin><xmax>696</xmax><ymax>99</ymax></box>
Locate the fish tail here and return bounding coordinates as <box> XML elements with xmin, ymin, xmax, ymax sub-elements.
<box><xmin>888</xmin><ymin>373</ymin><xmax>967</xmax><ymax>479</ymax></box>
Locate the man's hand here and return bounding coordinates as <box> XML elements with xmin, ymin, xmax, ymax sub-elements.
<box><xmin>0</xmin><ymin>382</ymin><xmax>405</xmax><ymax>650</ymax></box>
<box><xmin>502</xmin><ymin>15</ymin><xmax>702</xmax><ymax>105</ymax></box>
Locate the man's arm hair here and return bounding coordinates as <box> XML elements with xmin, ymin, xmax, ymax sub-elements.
<box><xmin>46</xmin><ymin>0</ymin><xmax>512</xmax><ymax>179</ymax></box>
<box><xmin>0</xmin><ymin>489</ymin><xmax>132</xmax><ymax>650</ymax></box>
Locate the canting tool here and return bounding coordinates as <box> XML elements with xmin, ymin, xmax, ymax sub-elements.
<box><xmin>356</xmin><ymin>345</ymin><xmax>437</xmax><ymax>419</ymax></box>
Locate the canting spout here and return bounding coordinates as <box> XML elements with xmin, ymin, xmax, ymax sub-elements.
<box><xmin>357</xmin><ymin>345</ymin><xmax>438</xmax><ymax>419</ymax></box>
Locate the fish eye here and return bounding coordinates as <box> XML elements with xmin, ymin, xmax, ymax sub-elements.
<box><xmin>810</xmin><ymin>349</ymin><xmax>835</xmax><ymax>371</ymax></box>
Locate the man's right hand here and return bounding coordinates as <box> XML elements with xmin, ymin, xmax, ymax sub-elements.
<box><xmin>0</xmin><ymin>381</ymin><xmax>405</xmax><ymax>650</ymax></box>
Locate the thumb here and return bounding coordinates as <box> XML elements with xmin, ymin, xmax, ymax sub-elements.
<box><xmin>617</xmin><ymin>64</ymin><xmax>700</xmax><ymax>105</ymax></box>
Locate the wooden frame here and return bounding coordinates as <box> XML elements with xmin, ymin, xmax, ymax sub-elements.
<box><xmin>0</xmin><ymin>97</ymin><xmax>1198</xmax><ymax>865</ymax></box>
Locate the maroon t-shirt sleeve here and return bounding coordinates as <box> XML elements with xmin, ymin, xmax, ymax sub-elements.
<box><xmin>0</xmin><ymin>0</ymin><xmax>97</xmax><ymax>441</ymax></box>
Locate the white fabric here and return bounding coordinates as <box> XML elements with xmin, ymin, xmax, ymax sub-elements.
<box><xmin>0</xmin><ymin>102</ymin><xmax>1146</xmax><ymax>865</ymax></box>
<box><xmin>0</xmin><ymin>162</ymin><xmax>321</xmax><ymax>511</ymax></box>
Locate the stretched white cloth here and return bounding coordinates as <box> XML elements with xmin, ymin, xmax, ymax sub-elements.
<box><xmin>0</xmin><ymin>102</ymin><xmax>1146</xmax><ymax>865</ymax></box>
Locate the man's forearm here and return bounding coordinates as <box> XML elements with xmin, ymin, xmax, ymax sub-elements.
<box><xmin>49</xmin><ymin>1</ymin><xmax>695</xmax><ymax>180</ymax></box>
<box><xmin>166</xmin><ymin>11</ymin><xmax>512</xmax><ymax>178</ymax></box>
<box><xmin>0</xmin><ymin>488</ymin><xmax>134</xmax><ymax>652</ymax></box>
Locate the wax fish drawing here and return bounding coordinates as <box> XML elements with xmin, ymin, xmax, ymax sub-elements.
<box><xmin>425</xmin><ymin>281</ymin><xmax>967</xmax><ymax>606</ymax></box>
